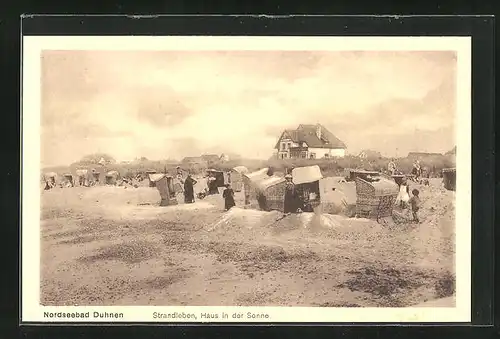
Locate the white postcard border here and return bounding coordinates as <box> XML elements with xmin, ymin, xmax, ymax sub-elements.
<box><xmin>21</xmin><ymin>36</ymin><xmax>472</xmax><ymax>323</ymax></box>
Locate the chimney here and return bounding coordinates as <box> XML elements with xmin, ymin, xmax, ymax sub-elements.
<box><xmin>316</xmin><ymin>124</ymin><xmax>322</xmax><ymax>140</ymax></box>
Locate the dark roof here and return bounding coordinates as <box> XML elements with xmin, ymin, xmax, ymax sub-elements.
<box><xmin>274</xmin><ymin>124</ymin><xmax>346</xmax><ymax>149</ymax></box>
<box><xmin>201</xmin><ymin>154</ymin><xmax>220</xmax><ymax>161</ymax></box>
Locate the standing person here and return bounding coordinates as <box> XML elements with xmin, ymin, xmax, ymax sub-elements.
<box><xmin>283</xmin><ymin>174</ymin><xmax>298</xmax><ymax>215</ymax></box>
<box><xmin>222</xmin><ymin>183</ymin><xmax>236</xmax><ymax>211</ymax></box>
<box><xmin>388</xmin><ymin>159</ymin><xmax>397</xmax><ymax>175</ymax></box>
<box><xmin>207</xmin><ymin>172</ymin><xmax>218</xmax><ymax>195</ymax></box>
<box><xmin>176</xmin><ymin>166</ymin><xmax>184</xmax><ymax>182</ymax></box>
<box><xmin>183</xmin><ymin>173</ymin><xmax>197</xmax><ymax>203</ymax></box>
<box><xmin>396</xmin><ymin>177</ymin><xmax>410</xmax><ymax>209</ymax></box>
<box><xmin>409</xmin><ymin>189</ymin><xmax>421</xmax><ymax>223</ymax></box>
<box><xmin>412</xmin><ymin>160</ymin><xmax>422</xmax><ymax>180</ymax></box>
<box><xmin>175</xmin><ymin>166</ymin><xmax>184</xmax><ymax>194</ymax></box>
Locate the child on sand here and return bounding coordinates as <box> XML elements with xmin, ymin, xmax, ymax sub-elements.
<box><xmin>409</xmin><ymin>189</ymin><xmax>421</xmax><ymax>223</ymax></box>
<box><xmin>396</xmin><ymin>177</ymin><xmax>410</xmax><ymax>209</ymax></box>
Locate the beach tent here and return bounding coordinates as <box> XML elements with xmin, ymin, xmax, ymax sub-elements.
<box><xmin>105</xmin><ymin>170</ymin><xmax>120</xmax><ymax>185</ymax></box>
<box><xmin>43</xmin><ymin>172</ymin><xmax>57</xmax><ymax>190</ymax></box>
<box><xmin>345</xmin><ymin>168</ymin><xmax>380</xmax><ymax>182</ymax></box>
<box><xmin>145</xmin><ymin>170</ymin><xmax>158</xmax><ymax>187</ymax></box>
<box><xmin>91</xmin><ymin>169</ymin><xmax>101</xmax><ymax>185</ymax></box>
<box><xmin>207</xmin><ymin>169</ymin><xmax>225</xmax><ymax>187</ymax></box>
<box><xmin>291</xmin><ymin>165</ymin><xmax>323</xmax><ymax>185</ymax></box>
<box><xmin>228</xmin><ymin>166</ymin><xmax>249</xmax><ymax>192</ymax></box>
<box><xmin>355</xmin><ymin>175</ymin><xmax>398</xmax><ymax>221</ymax></box>
<box><xmin>242</xmin><ymin>168</ymin><xmax>271</xmax><ymax>206</ymax></box>
<box><xmin>442</xmin><ymin>168</ymin><xmax>456</xmax><ymax>191</ymax></box>
<box><xmin>291</xmin><ymin>165</ymin><xmax>323</xmax><ymax>212</ymax></box>
<box><xmin>149</xmin><ymin>173</ymin><xmax>178</xmax><ymax>206</ymax></box>
<box><xmin>206</xmin><ymin>169</ymin><xmax>225</xmax><ymax>195</ymax></box>
<box><xmin>254</xmin><ymin>176</ymin><xmax>287</xmax><ymax>212</ymax></box>
<box><xmin>75</xmin><ymin>168</ymin><xmax>89</xmax><ymax>186</ymax></box>
<box><xmin>62</xmin><ymin>173</ymin><xmax>74</xmax><ymax>187</ymax></box>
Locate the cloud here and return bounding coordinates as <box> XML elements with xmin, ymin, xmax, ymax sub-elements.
<box><xmin>131</xmin><ymin>85</ymin><xmax>193</xmax><ymax>127</ymax></box>
<box><xmin>40</xmin><ymin>50</ymin><xmax>458</xmax><ymax>167</ymax></box>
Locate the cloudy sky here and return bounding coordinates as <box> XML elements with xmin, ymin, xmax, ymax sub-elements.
<box><xmin>41</xmin><ymin>50</ymin><xmax>457</xmax><ymax>167</ymax></box>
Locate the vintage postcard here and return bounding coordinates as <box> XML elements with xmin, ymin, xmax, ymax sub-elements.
<box><xmin>21</xmin><ymin>36</ymin><xmax>471</xmax><ymax>323</ymax></box>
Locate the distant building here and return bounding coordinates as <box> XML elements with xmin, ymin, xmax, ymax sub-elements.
<box><xmin>181</xmin><ymin>156</ymin><xmax>207</xmax><ymax>167</ymax></box>
<box><xmin>359</xmin><ymin>150</ymin><xmax>382</xmax><ymax>159</ymax></box>
<box><xmin>201</xmin><ymin>154</ymin><xmax>220</xmax><ymax>167</ymax></box>
<box><xmin>274</xmin><ymin>123</ymin><xmax>347</xmax><ymax>159</ymax></box>
<box><xmin>219</xmin><ymin>153</ymin><xmax>242</xmax><ymax>163</ymax></box>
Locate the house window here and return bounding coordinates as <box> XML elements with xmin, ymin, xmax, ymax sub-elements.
<box><xmin>287</xmin><ymin>143</ymin><xmax>291</xmax><ymax>149</ymax></box>
<box><xmin>281</xmin><ymin>143</ymin><xmax>286</xmax><ymax>151</ymax></box>
<box><xmin>310</xmin><ymin>153</ymin><xmax>316</xmax><ymax>159</ymax></box>
<box><xmin>324</xmin><ymin>154</ymin><xmax>329</xmax><ymax>158</ymax></box>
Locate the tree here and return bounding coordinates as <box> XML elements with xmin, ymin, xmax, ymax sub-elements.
<box><xmin>78</xmin><ymin>153</ymin><xmax>116</xmax><ymax>165</ymax></box>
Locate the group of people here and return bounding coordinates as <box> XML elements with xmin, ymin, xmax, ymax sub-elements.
<box><xmin>177</xmin><ymin>165</ymin><xmax>422</xmax><ymax>223</ymax></box>
<box><xmin>175</xmin><ymin>167</ymin><xmax>236</xmax><ymax>211</ymax></box>
<box><xmin>387</xmin><ymin>159</ymin><xmax>423</xmax><ymax>178</ymax></box>
<box><xmin>396</xmin><ymin>177</ymin><xmax>421</xmax><ymax>223</ymax></box>
<box><xmin>388</xmin><ymin>159</ymin><xmax>423</xmax><ymax>223</ymax></box>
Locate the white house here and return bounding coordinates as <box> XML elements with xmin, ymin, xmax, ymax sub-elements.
<box><xmin>274</xmin><ymin>124</ymin><xmax>347</xmax><ymax>160</ymax></box>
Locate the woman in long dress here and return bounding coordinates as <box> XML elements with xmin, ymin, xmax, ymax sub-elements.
<box><xmin>283</xmin><ymin>174</ymin><xmax>298</xmax><ymax>214</ymax></box>
<box><xmin>222</xmin><ymin>184</ymin><xmax>236</xmax><ymax>211</ymax></box>
<box><xmin>183</xmin><ymin>174</ymin><xmax>197</xmax><ymax>203</ymax></box>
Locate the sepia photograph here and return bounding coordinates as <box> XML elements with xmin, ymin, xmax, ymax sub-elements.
<box><xmin>22</xmin><ymin>36</ymin><xmax>471</xmax><ymax>323</ymax></box>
